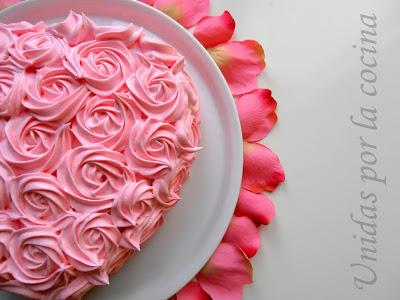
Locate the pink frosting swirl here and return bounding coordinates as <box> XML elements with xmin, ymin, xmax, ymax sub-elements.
<box><xmin>96</xmin><ymin>23</ymin><xmax>143</xmax><ymax>48</ymax></box>
<box><xmin>24</xmin><ymin>67</ymin><xmax>91</xmax><ymax>122</ymax></box>
<box><xmin>125</xmin><ymin>118</ymin><xmax>180</xmax><ymax>179</ymax></box>
<box><xmin>139</xmin><ymin>35</ymin><xmax>182</xmax><ymax>67</ymax></box>
<box><xmin>0</xmin><ymin>60</ymin><xmax>25</xmax><ymax>118</ymax></box>
<box><xmin>175</xmin><ymin>111</ymin><xmax>202</xmax><ymax>160</ymax></box>
<box><xmin>120</xmin><ymin>208</ymin><xmax>163</xmax><ymax>251</ymax></box>
<box><xmin>49</xmin><ymin>11</ymin><xmax>96</xmax><ymax>46</ymax></box>
<box><xmin>169</xmin><ymin>161</ymin><xmax>192</xmax><ymax>195</ymax></box>
<box><xmin>8</xmin><ymin>227</ymin><xmax>70</xmax><ymax>292</ymax></box>
<box><xmin>153</xmin><ymin>178</ymin><xmax>180</xmax><ymax>207</ymax></box>
<box><xmin>111</xmin><ymin>181</ymin><xmax>177</xmax><ymax>250</ymax></box>
<box><xmin>0</xmin><ymin>26</ymin><xmax>13</xmax><ymax>59</ymax></box>
<box><xmin>125</xmin><ymin>58</ymin><xmax>188</xmax><ymax>122</ymax></box>
<box><xmin>60</xmin><ymin>213</ymin><xmax>120</xmax><ymax>285</ymax></box>
<box><xmin>9</xmin><ymin>31</ymin><xmax>66</xmax><ymax>69</ymax></box>
<box><xmin>57</xmin><ymin>145</ymin><xmax>134</xmax><ymax>212</ymax></box>
<box><xmin>64</xmin><ymin>40</ymin><xmax>135</xmax><ymax>96</ymax></box>
<box><xmin>179</xmin><ymin>70</ymin><xmax>201</xmax><ymax>118</ymax></box>
<box><xmin>72</xmin><ymin>94</ymin><xmax>138</xmax><ymax>151</ymax></box>
<box><xmin>3</xmin><ymin>21</ymin><xmax>47</xmax><ymax>36</ymax></box>
<box><xmin>0</xmin><ymin>218</ymin><xmax>18</xmax><ymax>278</ymax></box>
<box><xmin>111</xmin><ymin>180</ymin><xmax>154</xmax><ymax>228</ymax></box>
<box><xmin>10</xmin><ymin>172</ymin><xmax>73</xmax><ymax>227</ymax></box>
<box><xmin>1</xmin><ymin>113</ymin><xmax>72</xmax><ymax>174</ymax></box>
<box><xmin>0</xmin><ymin>158</ymin><xmax>15</xmax><ymax>211</ymax></box>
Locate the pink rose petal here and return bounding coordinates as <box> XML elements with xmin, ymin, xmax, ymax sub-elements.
<box><xmin>154</xmin><ymin>0</ymin><xmax>210</xmax><ymax>28</ymax></box>
<box><xmin>242</xmin><ymin>142</ymin><xmax>285</xmax><ymax>193</ymax></box>
<box><xmin>222</xmin><ymin>216</ymin><xmax>260</xmax><ymax>258</ymax></box>
<box><xmin>139</xmin><ymin>0</ymin><xmax>156</xmax><ymax>5</ymax></box>
<box><xmin>176</xmin><ymin>281</ymin><xmax>210</xmax><ymax>300</ymax></box>
<box><xmin>209</xmin><ymin>40</ymin><xmax>266</xmax><ymax>95</ymax></box>
<box><xmin>193</xmin><ymin>11</ymin><xmax>235</xmax><ymax>48</ymax></box>
<box><xmin>235</xmin><ymin>188</ymin><xmax>275</xmax><ymax>226</ymax></box>
<box><xmin>0</xmin><ymin>0</ymin><xmax>21</xmax><ymax>9</ymax></box>
<box><xmin>197</xmin><ymin>243</ymin><xmax>252</xmax><ymax>300</ymax></box>
<box><xmin>236</xmin><ymin>89</ymin><xmax>277</xmax><ymax>142</ymax></box>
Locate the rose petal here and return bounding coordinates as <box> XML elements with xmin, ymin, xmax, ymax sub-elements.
<box><xmin>154</xmin><ymin>0</ymin><xmax>210</xmax><ymax>28</ymax></box>
<box><xmin>0</xmin><ymin>0</ymin><xmax>21</xmax><ymax>9</ymax></box>
<box><xmin>236</xmin><ymin>89</ymin><xmax>277</xmax><ymax>142</ymax></box>
<box><xmin>197</xmin><ymin>243</ymin><xmax>252</xmax><ymax>300</ymax></box>
<box><xmin>209</xmin><ymin>40</ymin><xmax>266</xmax><ymax>95</ymax></box>
<box><xmin>242</xmin><ymin>142</ymin><xmax>285</xmax><ymax>193</ymax></box>
<box><xmin>235</xmin><ymin>188</ymin><xmax>275</xmax><ymax>225</ymax></box>
<box><xmin>139</xmin><ymin>0</ymin><xmax>156</xmax><ymax>5</ymax></box>
<box><xmin>222</xmin><ymin>216</ymin><xmax>260</xmax><ymax>258</ymax></box>
<box><xmin>176</xmin><ymin>281</ymin><xmax>211</xmax><ymax>300</ymax></box>
<box><xmin>193</xmin><ymin>11</ymin><xmax>235</xmax><ymax>48</ymax></box>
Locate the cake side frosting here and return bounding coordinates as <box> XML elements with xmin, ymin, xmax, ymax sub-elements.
<box><xmin>0</xmin><ymin>11</ymin><xmax>201</xmax><ymax>299</ymax></box>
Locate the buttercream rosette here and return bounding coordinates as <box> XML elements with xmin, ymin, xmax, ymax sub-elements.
<box><xmin>24</xmin><ymin>67</ymin><xmax>91</xmax><ymax>122</ymax></box>
<box><xmin>0</xmin><ymin>60</ymin><xmax>24</xmax><ymax>117</ymax></box>
<box><xmin>0</xmin><ymin>11</ymin><xmax>201</xmax><ymax>299</ymax></box>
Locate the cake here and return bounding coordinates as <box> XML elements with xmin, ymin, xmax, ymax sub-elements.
<box><xmin>0</xmin><ymin>11</ymin><xmax>201</xmax><ymax>299</ymax></box>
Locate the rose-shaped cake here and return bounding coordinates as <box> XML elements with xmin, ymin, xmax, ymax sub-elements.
<box><xmin>123</xmin><ymin>57</ymin><xmax>189</xmax><ymax>122</ymax></box>
<box><xmin>24</xmin><ymin>67</ymin><xmax>91</xmax><ymax>122</ymax></box>
<box><xmin>60</xmin><ymin>213</ymin><xmax>120</xmax><ymax>285</ymax></box>
<box><xmin>9</xmin><ymin>30</ymin><xmax>66</xmax><ymax>69</ymax></box>
<box><xmin>57</xmin><ymin>145</ymin><xmax>135</xmax><ymax>212</ymax></box>
<box><xmin>0</xmin><ymin>11</ymin><xmax>201</xmax><ymax>299</ymax></box>
<box><xmin>10</xmin><ymin>172</ymin><xmax>73</xmax><ymax>228</ymax></box>
<box><xmin>1</xmin><ymin>113</ymin><xmax>72</xmax><ymax>174</ymax></box>
<box><xmin>7</xmin><ymin>227</ymin><xmax>71</xmax><ymax>292</ymax></box>
<box><xmin>125</xmin><ymin>117</ymin><xmax>180</xmax><ymax>179</ymax></box>
<box><xmin>64</xmin><ymin>39</ymin><xmax>135</xmax><ymax>96</ymax></box>
<box><xmin>111</xmin><ymin>180</ymin><xmax>166</xmax><ymax>250</ymax></box>
<box><xmin>71</xmin><ymin>94</ymin><xmax>138</xmax><ymax>151</ymax></box>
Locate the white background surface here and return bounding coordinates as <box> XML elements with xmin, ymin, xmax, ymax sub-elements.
<box><xmin>211</xmin><ymin>0</ymin><xmax>400</xmax><ymax>299</ymax></box>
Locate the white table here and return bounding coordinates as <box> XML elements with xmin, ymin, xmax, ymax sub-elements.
<box><xmin>211</xmin><ymin>0</ymin><xmax>400</xmax><ymax>299</ymax></box>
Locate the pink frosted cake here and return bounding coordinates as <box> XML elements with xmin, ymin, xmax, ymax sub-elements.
<box><xmin>0</xmin><ymin>11</ymin><xmax>201</xmax><ymax>299</ymax></box>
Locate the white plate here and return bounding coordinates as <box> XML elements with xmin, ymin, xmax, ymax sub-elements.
<box><xmin>0</xmin><ymin>0</ymin><xmax>243</xmax><ymax>299</ymax></box>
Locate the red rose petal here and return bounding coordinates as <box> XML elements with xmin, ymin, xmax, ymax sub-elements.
<box><xmin>197</xmin><ymin>243</ymin><xmax>252</xmax><ymax>300</ymax></box>
<box><xmin>242</xmin><ymin>142</ymin><xmax>285</xmax><ymax>193</ymax></box>
<box><xmin>176</xmin><ymin>281</ymin><xmax>211</xmax><ymax>300</ymax></box>
<box><xmin>193</xmin><ymin>11</ymin><xmax>235</xmax><ymax>48</ymax></box>
<box><xmin>0</xmin><ymin>0</ymin><xmax>21</xmax><ymax>9</ymax></box>
<box><xmin>236</xmin><ymin>89</ymin><xmax>277</xmax><ymax>142</ymax></box>
<box><xmin>235</xmin><ymin>188</ymin><xmax>275</xmax><ymax>226</ymax></box>
<box><xmin>222</xmin><ymin>216</ymin><xmax>260</xmax><ymax>258</ymax></box>
<box><xmin>209</xmin><ymin>40</ymin><xmax>266</xmax><ymax>95</ymax></box>
<box><xmin>154</xmin><ymin>0</ymin><xmax>210</xmax><ymax>28</ymax></box>
<box><xmin>139</xmin><ymin>0</ymin><xmax>156</xmax><ymax>5</ymax></box>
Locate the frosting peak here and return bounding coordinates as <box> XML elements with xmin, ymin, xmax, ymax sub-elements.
<box><xmin>49</xmin><ymin>11</ymin><xmax>96</xmax><ymax>46</ymax></box>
